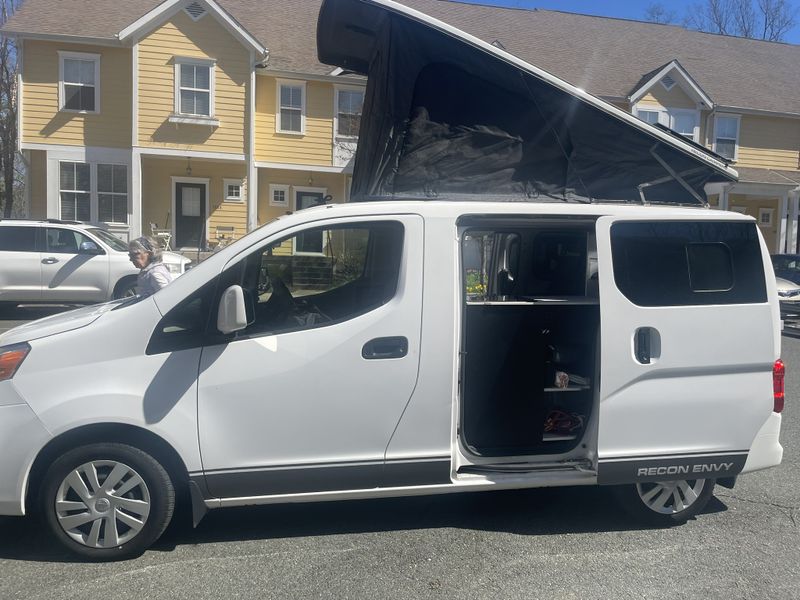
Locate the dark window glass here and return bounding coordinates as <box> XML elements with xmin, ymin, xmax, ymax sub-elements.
<box><xmin>610</xmin><ymin>221</ymin><xmax>766</xmax><ymax>306</ymax></box>
<box><xmin>0</xmin><ymin>226</ymin><xmax>37</xmax><ymax>252</ymax></box>
<box><xmin>686</xmin><ymin>243</ymin><xmax>733</xmax><ymax>292</ymax></box>
<box><xmin>147</xmin><ymin>279</ymin><xmax>217</xmax><ymax>354</ymax></box>
<box><xmin>45</xmin><ymin>228</ymin><xmax>91</xmax><ymax>254</ymax></box>
<box><xmin>212</xmin><ymin>221</ymin><xmax>404</xmax><ymax>340</ymax></box>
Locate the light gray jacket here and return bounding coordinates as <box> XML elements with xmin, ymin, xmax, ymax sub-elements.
<box><xmin>137</xmin><ymin>261</ymin><xmax>173</xmax><ymax>298</ymax></box>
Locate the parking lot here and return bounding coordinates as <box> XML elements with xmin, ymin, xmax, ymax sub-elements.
<box><xmin>0</xmin><ymin>307</ymin><xmax>798</xmax><ymax>599</ymax></box>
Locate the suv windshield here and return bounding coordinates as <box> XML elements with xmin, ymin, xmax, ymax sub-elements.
<box><xmin>88</xmin><ymin>228</ymin><xmax>128</xmax><ymax>252</ymax></box>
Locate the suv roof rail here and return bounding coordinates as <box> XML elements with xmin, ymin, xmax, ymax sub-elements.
<box><xmin>45</xmin><ymin>218</ymin><xmax>83</xmax><ymax>225</ymax></box>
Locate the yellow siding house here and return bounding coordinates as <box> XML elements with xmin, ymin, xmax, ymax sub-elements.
<box><xmin>4</xmin><ymin>0</ymin><xmax>800</xmax><ymax>252</ymax></box>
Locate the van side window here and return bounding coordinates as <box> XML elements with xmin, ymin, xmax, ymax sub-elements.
<box><xmin>610</xmin><ymin>221</ymin><xmax>766</xmax><ymax>306</ymax></box>
<box><xmin>146</xmin><ymin>279</ymin><xmax>217</xmax><ymax>354</ymax></box>
<box><xmin>216</xmin><ymin>221</ymin><xmax>404</xmax><ymax>338</ymax></box>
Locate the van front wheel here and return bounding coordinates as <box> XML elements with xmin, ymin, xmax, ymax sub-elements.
<box><xmin>40</xmin><ymin>443</ymin><xmax>175</xmax><ymax>560</ymax></box>
<box><xmin>615</xmin><ymin>478</ymin><xmax>715</xmax><ymax>525</ymax></box>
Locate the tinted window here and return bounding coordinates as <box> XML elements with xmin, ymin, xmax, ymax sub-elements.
<box><xmin>45</xmin><ymin>228</ymin><xmax>92</xmax><ymax>254</ymax></box>
<box><xmin>611</xmin><ymin>221</ymin><xmax>766</xmax><ymax>306</ymax></box>
<box><xmin>146</xmin><ymin>279</ymin><xmax>216</xmax><ymax>355</ymax></box>
<box><xmin>0</xmin><ymin>226</ymin><xmax>37</xmax><ymax>252</ymax></box>
<box><xmin>215</xmin><ymin>221</ymin><xmax>404</xmax><ymax>339</ymax></box>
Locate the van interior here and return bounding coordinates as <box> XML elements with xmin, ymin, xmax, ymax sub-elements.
<box><xmin>460</xmin><ymin>218</ymin><xmax>599</xmax><ymax>460</ymax></box>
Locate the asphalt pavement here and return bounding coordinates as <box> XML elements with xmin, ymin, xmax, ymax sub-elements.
<box><xmin>0</xmin><ymin>307</ymin><xmax>798</xmax><ymax>599</ymax></box>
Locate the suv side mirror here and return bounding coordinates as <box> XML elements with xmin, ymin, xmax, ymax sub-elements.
<box><xmin>79</xmin><ymin>241</ymin><xmax>103</xmax><ymax>255</ymax></box>
<box><xmin>217</xmin><ymin>285</ymin><xmax>249</xmax><ymax>334</ymax></box>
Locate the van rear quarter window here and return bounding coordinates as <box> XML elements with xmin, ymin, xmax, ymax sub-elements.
<box><xmin>610</xmin><ymin>221</ymin><xmax>767</xmax><ymax>306</ymax></box>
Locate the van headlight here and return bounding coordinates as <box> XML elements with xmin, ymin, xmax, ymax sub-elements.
<box><xmin>0</xmin><ymin>343</ymin><xmax>31</xmax><ymax>381</ymax></box>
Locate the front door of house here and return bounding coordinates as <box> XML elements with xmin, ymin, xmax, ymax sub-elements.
<box><xmin>294</xmin><ymin>190</ymin><xmax>325</xmax><ymax>254</ymax></box>
<box><xmin>175</xmin><ymin>183</ymin><xmax>206</xmax><ymax>249</ymax></box>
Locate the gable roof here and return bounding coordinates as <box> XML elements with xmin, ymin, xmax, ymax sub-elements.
<box><xmin>3</xmin><ymin>0</ymin><xmax>800</xmax><ymax>115</ymax></box>
<box><xmin>628</xmin><ymin>60</ymin><xmax>714</xmax><ymax>109</ymax></box>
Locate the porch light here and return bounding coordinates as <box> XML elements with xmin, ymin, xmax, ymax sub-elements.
<box><xmin>186</xmin><ymin>157</ymin><xmax>193</xmax><ymax>176</ymax></box>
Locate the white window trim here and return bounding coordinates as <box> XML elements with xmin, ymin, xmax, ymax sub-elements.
<box><xmin>276</xmin><ymin>79</ymin><xmax>306</xmax><ymax>135</ymax></box>
<box><xmin>171</xmin><ymin>176</ymin><xmax>210</xmax><ymax>249</ymax></box>
<box><xmin>269</xmin><ymin>183</ymin><xmax>290</xmax><ymax>207</ymax></box>
<box><xmin>58</xmin><ymin>51</ymin><xmax>100</xmax><ymax>114</ymax></box>
<box><xmin>713</xmin><ymin>113</ymin><xmax>741</xmax><ymax>162</ymax></box>
<box><xmin>96</xmin><ymin>163</ymin><xmax>130</xmax><ymax>225</ymax></box>
<box><xmin>173</xmin><ymin>57</ymin><xmax>216</xmax><ymax>120</ymax></box>
<box><xmin>333</xmin><ymin>85</ymin><xmax>364</xmax><ymax>141</ymax></box>
<box><xmin>633</xmin><ymin>105</ymin><xmax>700</xmax><ymax>143</ymax></box>
<box><xmin>56</xmin><ymin>160</ymin><xmax>130</xmax><ymax>225</ymax></box>
<box><xmin>292</xmin><ymin>186</ymin><xmax>328</xmax><ymax>256</ymax></box>
<box><xmin>758</xmin><ymin>207</ymin><xmax>774</xmax><ymax>228</ymax></box>
<box><xmin>223</xmin><ymin>178</ymin><xmax>244</xmax><ymax>203</ymax></box>
<box><xmin>58</xmin><ymin>161</ymin><xmax>92</xmax><ymax>221</ymax></box>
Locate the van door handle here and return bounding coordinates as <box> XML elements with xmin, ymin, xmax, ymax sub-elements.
<box><xmin>635</xmin><ymin>327</ymin><xmax>651</xmax><ymax>364</ymax></box>
<box><xmin>41</xmin><ymin>257</ymin><xmax>59</xmax><ymax>264</ymax></box>
<box><xmin>362</xmin><ymin>336</ymin><xmax>408</xmax><ymax>360</ymax></box>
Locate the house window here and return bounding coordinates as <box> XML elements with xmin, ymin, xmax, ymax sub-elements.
<box><xmin>758</xmin><ymin>208</ymin><xmax>774</xmax><ymax>228</ymax></box>
<box><xmin>59</xmin><ymin>52</ymin><xmax>99</xmax><ymax>113</ymax></box>
<box><xmin>635</xmin><ymin>107</ymin><xmax>698</xmax><ymax>142</ymax></box>
<box><xmin>97</xmin><ymin>164</ymin><xmax>128</xmax><ymax>223</ymax></box>
<box><xmin>59</xmin><ymin>162</ymin><xmax>91</xmax><ymax>221</ymax></box>
<box><xmin>269</xmin><ymin>184</ymin><xmax>289</xmax><ymax>207</ymax></box>
<box><xmin>637</xmin><ymin>110</ymin><xmax>661</xmax><ymax>125</ymax></box>
<box><xmin>714</xmin><ymin>115</ymin><xmax>740</xmax><ymax>160</ymax></box>
<box><xmin>176</xmin><ymin>60</ymin><xmax>214</xmax><ymax>117</ymax></box>
<box><xmin>336</xmin><ymin>88</ymin><xmax>364</xmax><ymax>137</ymax></box>
<box><xmin>277</xmin><ymin>81</ymin><xmax>305</xmax><ymax>133</ymax></box>
<box><xmin>224</xmin><ymin>179</ymin><xmax>244</xmax><ymax>202</ymax></box>
<box><xmin>670</xmin><ymin>111</ymin><xmax>698</xmax><ymax>141</ymax></box>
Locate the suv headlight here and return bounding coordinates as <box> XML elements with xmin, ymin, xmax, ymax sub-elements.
<box><xmin>0</xmin><ymin>343</ymin><xmax>31</xmax><ymax>381</ymax></box>
<box><xmin>166</xmin><ymin>262</ymin><xmax>183</xmax><ymax>275</ymax></box>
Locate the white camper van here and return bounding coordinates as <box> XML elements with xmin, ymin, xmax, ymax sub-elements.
<box><xmin>0</xmin><ymin>0</ymin><xmax>784</xmax><ymax>560</ymax></box>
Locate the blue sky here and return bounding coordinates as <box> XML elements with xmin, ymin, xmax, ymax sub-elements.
<box><xmin>457</xmin><ymin>0</ymin><xmax>800</xmax><ymax>44</ymax></box>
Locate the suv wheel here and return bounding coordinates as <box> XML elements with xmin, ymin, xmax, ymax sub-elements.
<box><xmin>614</xmin><ymin>478</ymin><xmax>715</xmax><ymax>525</ymax></box>
<box><xmin>40</xmin><ymin>443</ymin><xmax>174</xmax><ymax>560</ymax></box>
<box><xmin>113</xmin><ymin>278</ymin><xmax>138</xmax><ymax>299</ymax></box>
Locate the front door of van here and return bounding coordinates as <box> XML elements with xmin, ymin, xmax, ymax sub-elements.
<box><xmin>197</xmin><ymin>215</ymin><xmax>424</xmax><ymax>498</ymax></box>
<box><xmin>595</xmin><ymin>216</ymin><xmax>777</xmax><ymax>485</ymax></box>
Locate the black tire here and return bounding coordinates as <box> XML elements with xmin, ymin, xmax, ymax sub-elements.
<box><xmin>113</xmin><ymin>277</ymin><xmax>138</xmax><ymax>299</ymax></box>
<box><xmin>613</xmin><ymin>478</ymin><xmax>715</xmax><ymax>526</ymax></box>
<box><xmin>40</xmin><ymin>443</ymin><xmax>175</xmax><ymax>561</ymax></box>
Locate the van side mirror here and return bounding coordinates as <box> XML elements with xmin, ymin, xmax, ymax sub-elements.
<box><xmin>217</xmin><ymin>285</ymin><xmax>249</xmax><ymax>334</ymax></box>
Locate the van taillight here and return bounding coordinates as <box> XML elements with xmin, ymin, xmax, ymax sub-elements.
<box><xmin>773</xmin><ymin>359</ymin><xmax>785</xmax><ymax>413</ymax></box>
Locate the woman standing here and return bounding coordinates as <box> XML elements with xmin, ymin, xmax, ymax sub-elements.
<box><xmin>128</xmin><ymin>236</ymin><xmax>174</xmax><ymax>297</ymax></box>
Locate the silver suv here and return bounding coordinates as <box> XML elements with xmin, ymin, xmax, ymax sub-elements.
<box><xmin>0</xmin><ymin>219</ymin><xmax>190</xmax><ymax>306</ymax></box>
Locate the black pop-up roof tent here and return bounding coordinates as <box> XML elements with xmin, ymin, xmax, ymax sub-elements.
<box><xmin>317</xmin><ymin>0</ymin><xmax>738</xmax><ymax>205</ymax></box>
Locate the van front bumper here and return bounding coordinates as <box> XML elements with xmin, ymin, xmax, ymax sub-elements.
<box><xmin>741</xmin><ymin>412</ymin><xmax>783</xmax><ymax>474</ymax></box>
<box><xmin>0</xmin><ymin>392</ymin><xmax>51</xmax><ymax>516</ymax></box>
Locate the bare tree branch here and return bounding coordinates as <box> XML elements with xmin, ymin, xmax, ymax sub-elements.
<box><xmin>645</xmin><ymin>3</ymin><xmax>679</xmax><ymax>24</ymax></box>
<box><xmin>685</xmin><ymin>0</ymin><xmax>797</xmax><ymax>41</ymax></box>
<box><xmin>0</xmin><ymin>0</ymin><xmax>22</xmax><ymax>217</ymax></box>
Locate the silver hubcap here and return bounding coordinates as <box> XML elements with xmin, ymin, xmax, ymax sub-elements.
<box><xmin>636</xmin><ymin>479</ymin><xmax>706</xmax><ymax>515</ymax></box>
<box><xmin>54</xmin><ymin>460</ymin><xmax>151</xmax><ymax>548</ymax></box>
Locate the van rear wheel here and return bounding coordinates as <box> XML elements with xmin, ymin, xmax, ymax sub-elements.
<box><xmin>40</xmin><ymin>443</ymin><xmax>175</xmax><ymax>560</ymax></box>
<box><xmin>615</xmin><ymin>478</ymin><xmax>715</xmax><ymax>525</ymax></box>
